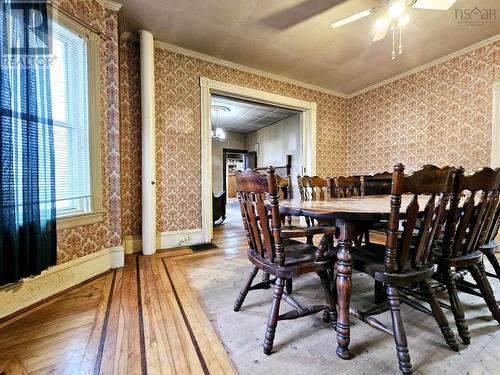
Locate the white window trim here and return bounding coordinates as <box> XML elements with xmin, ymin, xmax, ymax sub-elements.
<box><xmin>49</xmin><ymin>6</ymin><xmax>103</xmax><ymax>230</ymax></box>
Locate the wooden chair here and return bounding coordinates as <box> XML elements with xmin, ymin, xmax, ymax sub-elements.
<box><xmin>430</xmin><ymin>167</ymin><xmax>500</xmax><ymax>344</ymax></box>
<box><xmin>348</xmin><ymin>164</ymin><xmax>459</xmax><ymax>374</ymax></box>
<box><xmin>363</xmin><ymin>171</ymin><xmax>393</xmax><ymax>195</ymax></box>
<box><xmin>478</xmin><ymin>185</ymin><xmax>500</xmax><ymax>281</ymax></box>
<box><xmin>298</xmin><ymin>175</ymin><xmax>331</xmax><ymax>201</ymax></box>
<box><xmin>297</xmin><ymin>175</ymin><xmax>332</xmax><ymax>227</ymax></box>
<box><xmin>233</xmin><ymin>167</ymin><xmax>337</xmax><ymax>354</ymax></box>
<box><xmin>333</xmin><ymin>175</ymin><xmax>365</xmax><ymax>198</ymax></box>
<box><xmin>276</xmin><ymin>174</ymin><xmax>292</xmax><ymax>200</ymax></box>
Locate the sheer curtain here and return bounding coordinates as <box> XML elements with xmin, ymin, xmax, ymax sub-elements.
<box><xmin>0</xmin><ymin>1</ymin><xmax>56</xmax><ymax>285</ymax></box>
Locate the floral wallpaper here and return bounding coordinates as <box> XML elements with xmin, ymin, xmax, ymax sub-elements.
<box><xmin>347</xmin><ymin>41</ymin><xmax>500</xmax><ymax>175</ymax></box>
<box><xmin>52</xmin><ymin>0</ymin><xmax>121</xmax><ymax>264</ymax></box>
<box><xmin>50</xmin><ymin>1</ymin><xmax>499</xmax><ymax>262</ymax></box>
<box><xmin>120</xmin><ymin>41</ymin><xmax>348</xmax><ymax>236</ymax></box>
<box><xmin>120</xmin><ymin>38</ymin><xmax>142</xmax><ymax>238</ymax></box>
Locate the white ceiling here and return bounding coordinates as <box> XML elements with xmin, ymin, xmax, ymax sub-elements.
<box><xmin>122</xmin><ymin>0</ymin><xmax>500</xmax><ymax>95</ymax></box>
<box><xmin>211</xmin><ymin>95</ymin><xmax>299</xmax><ymax>134</ymax></box>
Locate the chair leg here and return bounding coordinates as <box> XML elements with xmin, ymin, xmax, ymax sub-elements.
<box><xmin>483</xmin><ymin>251</ymin><xmax>500</xmax><ymax>282</ymax></box>
<box><xmin>318</xmin><ymin>271</ymin><xmax>337</xmax><ymax>324</ymax></box>
<box><xmin>443</xmin><ymin>268</ymin><xmax>470</xmax><ymax>345</ymax></box>
<box><xmin>476</xmin><ymin>261</ymin><xmax>494</xmax><ymax>294</ymax></box>
<box><xmin>263</xmin><ymin>278</ymin><xmax>285</xmax><ymax>355</ymax></box>
<box><xmin>386</xmin><ymin>286</ymin><xmax>412</xmax><ymax>374</ymax></box>
<box><xmin>419</xmin><ymin>279</ymin><xmax>459</xmax><ymax>351</ymax></box>
<box><xmin>285</xmin><ymin>279</ymin><xmax>293</xmax><ymax>294</ymax></box>
<box><xmin>469</xmin><ymin>264</ymin><xmax>500</xmax><ymax>324</ymax></box>
<box><xmin>374</xmin><ymin>280</ymin><xmax>387</xmax><ymax>304</ymax></box>
<box><xmin>305</xmin><ymin>216</ymin><xmax>311</xmax><ymax>228</ymax></box>
<box><xmin>234</xmin><ymin>265</ymin><xmax>258</xmax><ymax>312</ymax></box>
<box><xmin>261</xmin><ymin>271</ymin><xmax>271</xmax><ymax>289</ymax></box>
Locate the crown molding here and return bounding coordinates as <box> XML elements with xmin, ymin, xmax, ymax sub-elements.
<box><xmin>99</xmin><ymin>0</ymin><xmax>123</xmax><ymax>12</ymax></box>
<box><xmin>121</xmin><ymin>31</ymin><xmax>499</xmax><ymax>100</ymax></box>
<box><xmin>349</xmin><ymin>33</ymin><xmax>500</xmax><ymax>98</ymax></box>
<box><xmin>121</xmin><ymin>32</ymin><xmax>347</xmax><ymax>99</ymax></box>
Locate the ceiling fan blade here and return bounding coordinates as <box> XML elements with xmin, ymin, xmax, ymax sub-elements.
<box><xmin>262</xmin><ymin>0</ymin><xmax>346</xmax><ymax>30</ymax></box>
<box><xmin>372</xmin><ymin>19</ymin><xmax>391</xmax><ymax>41</ymax></box>
<box><xmin>412</xmin><ymin>0</ymin><xmax>456</xmax><ymax>10</ymax></box>
<box><xmin>331</xmin><ymin>8</ymin><xmax>373</xmax><ymax>28</ymax></box>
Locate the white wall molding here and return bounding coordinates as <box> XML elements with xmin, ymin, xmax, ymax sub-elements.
<box><xmin>492</xmin><ymin>81</ymin><xmax>500</xmax><ymax>168</ymax></box>
<box><xmin>110</xmin><ymin>245</ymin><xmax>125</xmax><ymax>268</ymax></box>
<box><xmin>140</xmin><ymin>30</ymin><xmax>157</xmax><ymax>256</ymax></box>
<box><xmin>124</xmin><ymin>229</ymin><xmax>203</xmax><ymax>254</ymax></box>
<box><xmin>200</xmin><ymin>77</ymin><xmax>317</xmax><ymax>243</ymax></box>
<box><xmin>350</xmin><ymin>34</ymin><xmax>500</xmax><ymax>98</ymax></box>
<box><xmin>99</xmin><ymin>0</ymin><xmax>123</xmax><ymax>12</ymax></box>
<box><xmin>121</xmin><ymin>32</ymin><xmax>499</xmax><ymax>99</ymax></box>
<box><xmin>0</xmin><ymin>246</ymin><xmax>124</xmax><ymax>319</ymax></box>
<box><xmin>121</xmin><ymin>32</ymin><xmax>346</xmax><ymax>99</ymax></box>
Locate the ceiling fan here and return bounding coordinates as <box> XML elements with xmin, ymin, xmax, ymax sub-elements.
<box><xmin>331</xmin><ymin>0</ymin><xmax>457</xmax><ymax>59</ymax></box>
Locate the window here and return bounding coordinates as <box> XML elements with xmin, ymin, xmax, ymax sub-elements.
<box><xmin>49</xmin><ymin>9</ymin><xmax>102</xmax><ymax>229</ymax></box>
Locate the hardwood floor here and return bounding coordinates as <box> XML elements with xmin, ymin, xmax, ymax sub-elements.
<box><xmin>0</xmin><ymin>205</ymin><xmax>243</xmax><ymax>375</ymax></box>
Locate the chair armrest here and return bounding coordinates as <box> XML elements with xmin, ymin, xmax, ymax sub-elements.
<box><xmin>281</xmin><ymin>226</ymin><xmax>336</xmax><ymax>239</ymax></box>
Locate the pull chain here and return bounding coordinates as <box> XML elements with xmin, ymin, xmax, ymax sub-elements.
<box><xmin>391</xmin><ymin>23</ymin><xmax>395</xmax><ymax>60</ymax></box>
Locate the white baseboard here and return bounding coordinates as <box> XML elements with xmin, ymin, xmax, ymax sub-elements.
<box><xmin>0</xmin><ymin>245</ymin><xmax>124</xmax><ymax>320</ymax></box>
<box><xmin>124</xmin><ymin>228</ymin><xmax>203</xmax><ymax>254</ymax></box>
<box><xmin>110</xmin><ymin>245</ymin><xmax>125</xmax><ymax>268</ymax></box>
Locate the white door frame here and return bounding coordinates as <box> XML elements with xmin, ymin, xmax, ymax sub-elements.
<box><xmin>200</xmin><ymin>77</ymin><xmax>317</xmax><ymax>243</ymax></box>
<box><xmin>492</xmin><ymin>81</ymin><xmax>500</xmax><ymax>168</ymax></box>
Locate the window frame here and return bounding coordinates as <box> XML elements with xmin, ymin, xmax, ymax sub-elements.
<box><xmin>49</xmin><ymin>6</ymin><xmax>103</xmax><ymax>230</ymax></box>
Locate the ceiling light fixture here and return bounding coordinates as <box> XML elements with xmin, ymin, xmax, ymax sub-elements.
<box><xmin>388</xmin><ymin>0</ymin><xmax>405</xmax><ymax>18</ymax></box>
<box><xmin>331</xmin><ymin>8</ymin><xmax>373</xmax><ymax>29</ymax></box>
<box><xmin>211</xmin><ymin>105</ymin><xmax>229</xmax><ymax>142</ymax></box>
<box><xmin>329</xmin><ymin>0</ymin><xmax>457</xmax><ymax>61</ymax></box>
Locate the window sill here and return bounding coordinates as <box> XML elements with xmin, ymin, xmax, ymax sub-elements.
<box><xmin>57</xmin><ymin>210</ymin><xmax>105</xmax><ymax>230</ymax></box>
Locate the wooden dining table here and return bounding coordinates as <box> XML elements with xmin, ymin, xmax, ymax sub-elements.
<box><xmin>278</xmin><ymin>194</ymin><xmax>430</xmax><ymax>360</ymax></box>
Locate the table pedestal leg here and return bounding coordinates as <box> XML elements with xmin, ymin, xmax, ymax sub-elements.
<box><xmin>336</xmin><ymin>223</ymin><xmax>354</xmax><ymax>360</ymax></box>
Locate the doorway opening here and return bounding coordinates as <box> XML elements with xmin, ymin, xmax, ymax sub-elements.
<box><xmin>200</xmin><ymin>78</ymin><xmax>317</xmax><ymax>243</ymax></box>
<box><xmin>211</xmin><ymin>94</ymin><xmax>302</xmax><ymax>231</ymax></box>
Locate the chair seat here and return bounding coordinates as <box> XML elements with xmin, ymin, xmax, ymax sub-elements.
<box><xmin>352</xmin><ymin>243</ymin><xmax>435</xmax><ymax>285</ymax></box>
<box><xmin>248</xmin><ymin>240</ymin><xmax>335</xmax><ymax>279</ymax></box>
<box><xmin>479</xmin><ymin>240</ymin><xmax>499</xmax><ymax>253</ymax></box>
<box><xmin>436</xmin><ymin>251</ymin><xmax>483</xmax><ymax>268</ymax></box>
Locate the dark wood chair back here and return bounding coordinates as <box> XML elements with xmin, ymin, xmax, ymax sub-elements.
<box><xmin>385</xmin><ymin>164</ymin><xmax>456</xmax><ymax>273</ymax></box>
<box><xmin>276</xmin><ymin>174</ymin><xmax>291</xmax><ymax>200</ymax></box>
<box><xmin>363</xmin><ymin>172</ymin><xmax>393</xmax><ymax>195</ymax></box>
<box><xmin>297</xmin><ymin>175</ymin><xmax>329</xmax><ymax>200</ymax></box>
<box><xmin>443</xmin><ymin>167</ymin><xmax>500</xmax><ymax>259</ymax></box>
<box><xmin>334</xmin><ymin>176</ymin><xmax>365</xmax><ymax>198</ymax></box>
<box><xmin>236</xmin><ymin>167</ymin><xmax>285</xmax><ymax>266</ymax></box>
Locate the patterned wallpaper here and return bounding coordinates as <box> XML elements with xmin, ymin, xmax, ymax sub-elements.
<box><xmin>50</xmin><ymin>3</ymin><xmax>499</xmax><ymax>261</ymax></box>
<box><xmin>52</xmin><ymin>0</ymin><xmax>121</xmax><ymax>264</ymax></box>
<box><xmin>347</xmin><ymin>41</ymin><xmax>500</xmax><ymax>175</ymax></box>
<box><xmin>119</xmin><ymin>41</ymin><xmax>348</xmax><ymax>235</ymax></box>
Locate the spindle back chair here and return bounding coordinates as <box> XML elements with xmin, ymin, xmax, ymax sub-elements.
<box><xmin>349</xmin><ymin>164</ymin><xmax>459</xmax><ymax>374</ymax></box>
<box><xmin>333</xmin><ymin>176</ymin><xmax>365</xmax><ymax>198</ymax></box>
<box><xmin>234</xmin><ymin>167</ymin><xmax>337</xmax><ymax>355</ymax></box>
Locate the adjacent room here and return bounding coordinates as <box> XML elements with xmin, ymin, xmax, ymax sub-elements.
<box><xmin>0</xmin><ymin>0</ymin><xmax>499</xmax><ymax>374</ymax></box>
<box><xmin>211</xmin><ymin>95</ymin><xmax>302</xmax><ymax>232</ymax></box>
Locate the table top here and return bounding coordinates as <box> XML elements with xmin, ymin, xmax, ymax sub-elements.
<box><xmin>279</xmin><ymin>195</ymin><xmax>430</xmax><ymax>221</ymax></box>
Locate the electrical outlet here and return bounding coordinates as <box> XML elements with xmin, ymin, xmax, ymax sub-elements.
<box><xmin>179</xmin><ymin>235</ymin><xmax>191</xmax><ymax>246</ymax></box>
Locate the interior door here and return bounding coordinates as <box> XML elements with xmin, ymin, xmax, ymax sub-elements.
<box><xmin>244</xmin><ymin>151</ymin><xmax>257</xmax><ymax>170</ymax></box>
